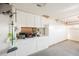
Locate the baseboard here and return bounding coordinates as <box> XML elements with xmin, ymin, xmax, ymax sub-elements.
<box><xmin>69</xmin><ymin>40</ymin><xmax>79</xmax><ymax>43</ymax></box>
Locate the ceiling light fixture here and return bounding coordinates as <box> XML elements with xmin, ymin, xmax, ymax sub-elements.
<box><xmin>42</xmin><ymin>15</ymin><xmax>50</xmax><ymax>18</ymax></box>
<box><xmin>62</xmin><ymin>5</ymin><xmax>79</xmax><ymax>12</ymax></box>
<box><xmin>35</xmin><ymin>3</ymin><xmax>46</xmax><ymax>7</ymax></box>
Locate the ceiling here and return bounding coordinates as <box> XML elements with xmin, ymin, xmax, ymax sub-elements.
<box><xmin>12</xmin><ymin>3</ymin><xmax>79</xmax><ymax>24</ymax></box>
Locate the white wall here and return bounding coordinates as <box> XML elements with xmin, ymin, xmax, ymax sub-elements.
<box><xmin>68</xmin><ymin>25</ymin><xmax>79</xmax><ymax>41</ymax></box>
<box><xmin>0</xmin><ymin>14</ymin><xmax>9</xmax><ymax>44</ymax></box>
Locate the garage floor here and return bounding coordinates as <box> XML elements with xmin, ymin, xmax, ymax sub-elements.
<box><xmin>30</xmin><ymin>40</ymin><xmax>79</xmax><ymax>56</ymax></box>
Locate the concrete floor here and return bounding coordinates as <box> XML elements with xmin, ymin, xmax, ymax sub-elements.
<box><xmin>30</xmin><ymin>40</ymin><xmax>79</xmax><ymax>56</ymax></box>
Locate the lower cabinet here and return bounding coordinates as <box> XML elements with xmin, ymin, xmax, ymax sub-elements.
<box><xmin>16</xmin><ymin>37</ymin><xmax>48</xmax><ymax>56</ymax></box>
<box><xmin>36</xmin><ymin>37</ymin><xmax>49</xmax><ymax>51</ymax></box>
<box><xmin>16</xmin><ymin>38</ymin><xmax>36</xmax><ymax>56</ymax></box>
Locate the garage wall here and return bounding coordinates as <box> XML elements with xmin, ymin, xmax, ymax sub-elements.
<box><xmin>68</xmin><ymin>25</ymin><xmax>79</xmax><ymax>41</ymax></box>
<box><xmin>0</xmin><ymin>14</ymin><xmax>9</xmax><ymax>44</ymax></box>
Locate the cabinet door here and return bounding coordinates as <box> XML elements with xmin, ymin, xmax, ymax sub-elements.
<box><xmin>34</xmin><ymin>15</ymin><xmax>42</xmax><ymax>27</ymax></box>
<box><xmin>16</xmin><ymin>10</ymin><xmax>22</xmax><ymax>32</ymax></box>
<box><xmin>28</xmin><ymin>14</ymin><xmax>35</xmax><ymax>27</ymax></box>
<box><xmin>16</xmin><ymin>38</ymin><xmax>36</xmax><ymax>56</ymax></box>
<box><xmin>41</xmin><ymin>17</ymin><xmax>48</xmax><ymax>27</ymax></box>
<box><xmin>22</xmin><ymin>12</ymin><xmax>35</xmax><ymax>27</ymax></box>
<box><xmin>21</xmin><ymin>12</ymin><xmax>27</xmax><ymax>27</ymax></box>
<box><xmin>36</xmin><ymin>37</ymin><xmax>48</xmax><ymax>51</ymax></box>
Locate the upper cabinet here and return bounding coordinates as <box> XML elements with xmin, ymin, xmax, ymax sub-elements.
<box><xmin>16</xmin><ymin>10</ymin><xmax>35</xmax><ymax>27</ymax></box>
<box><xmin>16</xmin><ymin>10</ymin><xmax>22</xmax><ymax>32</ymax></box>
<box><xmin>16</xmin><ymin>10</ymin><xmax>48</xmax><ymax>28</ymax></box>
<box><xmin>34</xmin><ymin>15</ymin><xmax>49</xmax><ymax>27</ymax></box>
<box><xmin>16</xmin><ymin>10</ymin><xmax>22</xmax><ymax>27</ymax></box>
<box><xmin>34</xmin><ymin>15</ymin><xmax>42</xmax><ymax>27</ymax></box>
<box><xmin>21</xmin><ymin>11</ymin><xmax>35</xmax><ymax>27</ymax></box>
<box><xmin>41</xmin><ymin>17</ymin><xmax>49</xmax><ymax>26</ymax></box>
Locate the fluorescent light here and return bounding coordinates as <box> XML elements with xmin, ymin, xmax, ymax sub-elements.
<box><xmin>34</xmin><ymin>3</ymin><xmax>46</xmax><ymax>7</ymax></box>
<box><xmin>62</xmin><ymin>5</ymin><xmax>79</xmax><ymax>12</ymax></box>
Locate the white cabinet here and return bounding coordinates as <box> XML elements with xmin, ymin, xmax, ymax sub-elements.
<box><xmin>34</xmin><ymin>15</ymin><xmax>42</xmax><ymax>27</ymax></box>
<box><xmin>21</xmin><ymin>12</ymin><xmax>35</xmax><ymax>27</ymax></box>
<box><xmin>34</xmin><ymin>15</ymin><xmax>47</xmax><ymax>27</ymax></box>
<box><xmin>15</xmin><ymin>37</ymin><xmax>48</xmax><ymax>56</ymax></box>
<box><xmin>36</xmin><ymin>37</ymin><xmax>48</xmax><ymax>51</ymax></box>
<box><xmin>16</xmin><ymin>10</ymin><xmax>35</xmax><ymax>27</ymax></box>
<box><xmin>16</xmin><ymin>10</ymin><xmax>46</xmax><ymax>28</ymax></box>
<box><xmin>16</xmin><ymin>10</ymin><xmax>22</xmax><ymax>32</ymax></box>
<box><xmin>41</xmin><ymin>17</ymin><xmax>49</xmax><ymax>26</ymax></box>
<box><xmin>16</xmin><ymin>38</ymin><xmax>36</xmax><ymax>56</ymax></box>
